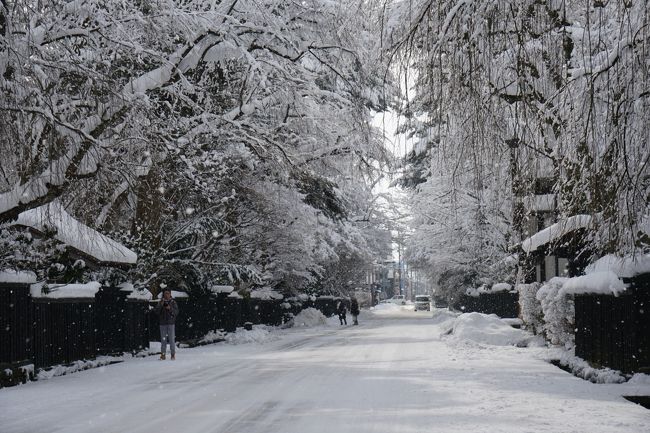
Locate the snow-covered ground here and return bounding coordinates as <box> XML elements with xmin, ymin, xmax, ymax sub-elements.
<box><xmin>1</xmin><ymin>308</ymin><xmax>649</xmax><ymax>433</ymax></box>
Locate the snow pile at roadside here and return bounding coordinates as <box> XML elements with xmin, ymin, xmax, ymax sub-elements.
<box><xmin>444</xmin><ymin>312</ymin><xmax>538</xmax><ymax>347</ymax></box>
<box><xmin>370</xmin><ymin>303</ymin><xmax>401</xmax><ymax>313</ymax></box>
<box><xmin>37</xmin><ymin>356</ymin><xmax>122</xmax><ymax>381</ymax></box>
<box><xmin>430</xmin><ymin>308</ymin><xmax>459</xmax><ymax>325</ymax></box>
<box><xmin>550</xmin><ymin>351</ymin><xmax>627</xmax><ymax>384</ymax></box>
<box><xmin>224</xmin><ymin>326</ymin><xmax>279</xmax><ymax>345</ymax></box>
<box><xmin>200</xmin><ymin>330</ymin><xmax>226</xmax><ymax>344</ymax></box>
<box><xmin>372</xmin><ymin>303</ymin><xmax>401</xmax><ymax>311</ymax></box>
<box><xmin>628</xmin><ymin>373</ymin><xmax>650</xmax><ymax>385</ymax></box>
<box><xmin>291</xmin><ymin>307</ymin><xmax>328</xmax><ymax>327</ymax></box>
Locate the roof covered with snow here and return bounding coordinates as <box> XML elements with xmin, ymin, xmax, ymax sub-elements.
<box><xmin>521</xmin><ymin>214</ymin><xmax>592</xmax><ymax>254</ymax></box>
<box><xmin>13</xmin><ymin>202</ymin><xmax>137</xmax><ymax>265</ymax></box>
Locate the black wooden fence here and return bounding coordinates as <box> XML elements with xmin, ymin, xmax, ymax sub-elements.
<box><xmin>451</xmin><ymin>291</ymin><xmax>519</xmax><ymax>318</ymax></box>
<box><xmin>1</xmin><ymin>286</ymin><xmax>348</xmax><ymax>387</ymax></box>
<box><xmin>574</xmin><ymin>276</ymin><xmax>650</xmax><ymax>374</ymax></box>
<box><xmin>32</xmin><ymin>299</ymin><xmax>96</xmax><ymax>368</ymax></box>
<box><xmin>0</xmin><ymin>283</ymin><xmax>32</xmax><ymax>366</ymax></box>
<box><xmin>95</xmin><ymin>287</ymin><xmax>149</xmax><ymax>355</ymax></box>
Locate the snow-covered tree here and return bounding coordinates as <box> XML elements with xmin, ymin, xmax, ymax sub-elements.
<box><xmin>386</xmin><ymin>0</ymin><xmax>649</xmax><ymax>292</ymax></box>
<box><xmin>0</xmin><ymin>0</ymin><xmax>394</xmax><ymax>292</ymax></box>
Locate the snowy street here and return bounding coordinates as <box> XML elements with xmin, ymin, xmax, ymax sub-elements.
<box><xmin>1</xmin><ymin>308</ymin><xmax>649</xmax><ymax>433</ymax></box>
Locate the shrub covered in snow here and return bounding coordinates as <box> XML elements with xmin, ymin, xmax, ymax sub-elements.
<box><xmin>224</xmin><ymin>327</ymin><xmax>279</xmax><ymax>345</ymax></box>
<box><xmin>517</xmin><ymin>282</ymin><xmax>543</xmax><ymax>334</ymax></box>
<box><xmin>536</xmin><ymin>277</ymin><xmax>574</xmax><ymax>349</ymax></box>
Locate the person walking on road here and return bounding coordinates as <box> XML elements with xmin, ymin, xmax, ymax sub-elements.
<box><xmin>350</xmin><ymin>297</ymin><xmax>360</xmax><ymax>325</ymax></box>
<box><xmin>337</xmin><ymin>300</ymin><xmax>347</xmax><ymax>325</ymax></box>
<box><xmin>156</xmin><ymin>288</ymin><xmax>179</xmax><ymax>360</ymax></box>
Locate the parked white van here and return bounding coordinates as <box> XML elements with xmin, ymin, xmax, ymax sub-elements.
<box><xmin>414</xmin><ymin>295</ymin><xmax>431</xmax><ymax>311</ymax></box>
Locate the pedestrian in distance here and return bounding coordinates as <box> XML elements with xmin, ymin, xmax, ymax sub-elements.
<box><xmin>337</xmin><ymin>300</ymin><xmax>347</xmax><ymax>325</ymax></box>
<box><xmin>350</xmin><ymin>296</ymin><xmax>360</xmax><ymax>325</ymax></box>
<box><xmin>156</xmin><ymin>288</ymin><xmax>179</xmax><ymax>360</ymax></box>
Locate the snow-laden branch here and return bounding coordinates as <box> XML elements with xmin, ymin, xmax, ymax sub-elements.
<box><xmin>0</xmin><ymin>2</ymin><xmax>241</xmax><ymax>223</ymax></box>
<box><xmin>568</xmin><ymin>36</ymin><xmax>632</xmax><ymax>81</ymax></box>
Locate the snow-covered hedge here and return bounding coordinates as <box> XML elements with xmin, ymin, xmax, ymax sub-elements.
<box><xmin>517</xmin><ymin>282</ymin><xmax>543</xmax><ymax>334</ymax></box>
<box><xmin>536</xmin><ymin>277</ymin><xmax>574</xmax><ymax>349</ymax></box>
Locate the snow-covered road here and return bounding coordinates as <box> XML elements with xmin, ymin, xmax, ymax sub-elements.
<box><xmin>1</xmin><ymin>308</ymin><xmax>649</xmax><ymax>433</ymax></box>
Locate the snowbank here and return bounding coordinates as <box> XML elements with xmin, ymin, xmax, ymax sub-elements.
<box><xmin>430</xmin><ymin>308</ymin><xmax>459</xmax><ymax>325</ymax></box>
<box><xmin>30</xmin><ymin>281</ymin><xmax>101</xmax><ymax>299</ymax></box>
<box><xmin>200</xmin><ymin>330</ymin><xmax>226</xmax><ymax>344</ymax></box>
<box><xmin>551</xmin><ymin>351</ymin><xmax>627</xmax><ymax>384</ymax></box>
<box><xmin>291</xmin><ymin>307</ymin><xmax>328</xmax><ymax>327</ymax></box>
<box><xmin>370</xmin><ymin>303</ymin><xmax>401</xmax><ymax>312</ymax></box>
<box><xmin>445</xmin><ymin>312</ymin><xmax>536</xmax><ymax>347</ymax></box>
<box><xmin>37</xmin><ymin>356</ymin><xmax>122</xmax><ymax>381</ymax></box>
<box><xmin>224</xmin><ymin>327</ymin><xmax>279</xmax><ymax>345</ymax></box>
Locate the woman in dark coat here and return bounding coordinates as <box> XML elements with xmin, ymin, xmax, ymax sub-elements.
<box><xmin>350</xmin><ymin>297</ymin><xmax>360</xmax><ymax>325</ymax></box>
<box><xmin>337</xmin><ymin>300</ymin><xmax>347</xmax><ymax>325</ymax></box>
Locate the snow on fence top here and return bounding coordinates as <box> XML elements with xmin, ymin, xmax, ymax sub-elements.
<box><xmin>585</xmin><ymin>253</ymin><xmax>650</xmax><ymax>279</ymax></box>
<box><xmin>556</xmin><ymin>251</ymin><xmax>650</xmax><ymax>296</ymax></box>
<box><xmin>521</xmin><ymin>214</ymin><xmax>592</xmax><ymax>253</ymax></box>
<box><xmin>466</xmin><ymin>283</ymin><xmax>514</xmax><ymax>297</ymax></box>
<box><xmin>155</xmin><ymin>290</ymin><xmax>189</xmax><ymax>299</ymax></box>
<box><xmin>491</xmin><ymin>283</ymin><xmax>513</xmax><ymax>292</ymax></box>
<box><xmin>14</xmin><ymin>202</ymin><xmax>137</xmax><ymax>265</ymax></box>
<box><xmin>210</xmin><ymin>285</ymin><xmax>234</xmax><ymax>294</ymax></box>
<box><xmin>559</xmin><ymin>272</ymin><xmax>627</xmax><ymax>297</ymax></box>
<box><xmin>118</xmin><ymin>283</ymin><xmax>152</xmax><ymax>301</ymax></box>
<box><xmin>0</xmin><ymin>269</ymin><xmax>37</xmax><ymax>284</ymax></box>
<box><xmin>30</xmin><ymin>281</ymin><xmax>101</xmax><ymax>299</ymax></box>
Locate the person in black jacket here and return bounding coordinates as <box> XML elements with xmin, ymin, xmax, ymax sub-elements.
<box><xmin>350</xmin><ymin>297</ymin><xmax>360</xmax><ymax>325</ymax></box>
<box><xmin>337</xmin><ymin>300</ymin><xmax>347</xmax><ymax>325</ymax></box>
<box><xmin>155</xmin><ymin>289</ymin><xmax>179</xmax><ymax>360</ymax></box>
